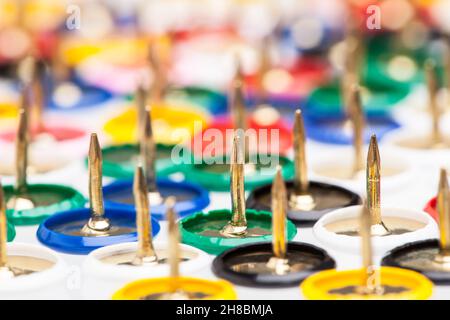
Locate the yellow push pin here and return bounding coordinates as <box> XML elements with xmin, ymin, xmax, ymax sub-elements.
<box><xmin>301</xmin><ymin>204</ymin><xmax>434</xmax><ymax>300</ymax></box>
<box><xmin>112</xmin><ymin>198</ymin><xmax>237</xmax><ymax>300</ymax></box>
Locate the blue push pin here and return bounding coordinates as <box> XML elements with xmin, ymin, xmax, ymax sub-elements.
<box><xmin>37</xmin><ymin>133</ymin><xmax>160</xmax><ymax>254</ymax></box>
<box><xmin>103</xmin><ymin>107</ymin><xmax>210</xmax><ymax>220</ymax></box>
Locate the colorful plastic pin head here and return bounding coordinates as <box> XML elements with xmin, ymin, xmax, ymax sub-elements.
<box><xmin>181</xmin><ymin>134</ymin><xmax>297</xmax><ymax>255</ymax></box>
<box><xmin>247</xmin><ymin>109</ymin><xmax>361</xmax><ymax>224</ymax></box>
<box><xmin>212</xmin><ymin>167</ymin><xmax>335</xmax><ymax>287</ymax></box>
<box><xmin>37</xmin><ymin>133</ymin><xmax>160</xmax><ymax>254</ymax></box>
<box><xmin>382</xmin><ymin>168</ymin><xmax>450</xmax><ymax>283</ymax></box>
<box><xmin>302</xmin><ymin>205</ymin><xmax>433</xmax><ymax>300</ymax></box>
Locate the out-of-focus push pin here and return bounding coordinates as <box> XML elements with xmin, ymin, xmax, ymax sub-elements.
<box><xmin>181</xmin><ymin>66</ymin><xmax>295</xmax><ymax>191</ymax></box>
<box><xmin>102</xmin><ymin>107</ymin><xmax>209</xmax><ymax>220</ymax></box>
<box><xmin>212</xmin><ymin>167</ymin><xmax>335</xmax><ymax>287</ymax></box>
<box><xmin>181</xmin><ymin>134</ymin><xmax>297</xmax><ymax>255</ymax></box>
<box><xmin>4</xmin><ymin>92</ymin><xmax>85</xmax><ymax>225</ymax></box>
<box><xmin>384</xmin><ymin>59</ymin><xmax>450</xmax><ymax>165</ymax></box>
<box><xmin>37</xmin><ymin>133</ymin><xmax>160</xmax><ymax>254</ymax></box>
<box><xmin>247</xmin><ymin>109</ymin><xmax>361</xmax><ymax>224</ymax></box>
<box><xmin>311</xmin><ymin>85</ymin><xmax>413</xmax><ymax>193</ymax></box>
<box><xmin>313</xmin><ymin>135</ymin><xmax>438</xmax><ymax>256</ymax></box>
<box><xmin>112</xmin><ymin>198</ymin><xmax>236</xmax><ymax>300</ymax></box>
<box><xmin>82</xmin><ymin>166</ymin><xmax>209</xmax><ymax>299</ymax></box>
<box><xmin>0</xmin><ymin>181</ymin><xmax>70</xmax><ymax>299</ymax></box>
<box><xmin>383</xmin><ymin>168</ymin><xmax>450</xmax><ymax>283</ymax></box>
<box><xmin>301</xmin><ymin>205</ymin><xmax>434</xmax><ymax>300</ymax></box>
<box><xmin>100</xmin><ymin>85</ymin><xmax>179</xmax><ymax>179</ymax></box>
<box><xmin>0</xmin><ymin>57</ymin><xmax>88</xmax><ymax>174</ymax></box>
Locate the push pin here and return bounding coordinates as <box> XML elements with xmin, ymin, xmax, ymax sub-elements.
<box><xmin>301</xmin><ymin>204</ymin><xmax>433</xmax><ymax>300</ymax></box>
<box><xmin>112</xmin><ymin>198</ymin><xmax>236</xmax><ymax>300</ymax></box>
<box><xmin>383</xmin><ymin>168</ymin><xmax>450</xmax><ymax>283</ymax></box>
<box><xmin>247</xmin><ymin>109</ymin><xmax>361</xmax><ymax>224</ymax></box>
<box><xmin>3</xmin><ymin>98</ymin><xmax>85</xmax><ymax>225</ymax></box>
<box><xmin>310</xmin><ymin>85</ymin><xmax>413</xmax><ymax>193</ymax></box>
<box><xmin>102</xmin><ymin>43</ymin><xmax>211</xmax><ymax>146</ymax></box>
<box><xmin>384</xmin><ymin>59</ymin><xmax>450</xmax><ymax>166</ymax></box>
<box><xmin>180</xmin><ymin>134</ymin><xmax>297</xmax><ymax>255</ymax></box>
<box><xmin>303</xmin><ymin>33</ymin><xmax>402</xmax><ymax>145</ymax></box>
<box><xmin>189</xmin><ymin>59</ymin><xmax>293</xmax><ymax>158</ymax></box>
<box><xmin>37</xmin><ymin>133</ymin><xmax>160</xmax><ymax>254</ymax></box>
<box><xmin>81</xmin><ymin>167</ymin><xmax>209</xmax><ymax>299</ymax></box>
<box><xmin>212</xmin><ymin>167</ymin><xmax>335</xmax><ymax>287</ymax></box>
<box><xmin>100</xmin><ymin>86</ymin><xmax>180</xmax><ymax>179</ymax></box>
<box><xmin>313</xmin><ymin>135</ymin><xmax>438</xmax><ymax>256</ymax></box>
<box><xmin>0</xmin><ymin>181</ymin><xmax>70</xmax><ymax>299</ymax></box>
<box><xmin>103</xmin><ymin>107</ymin><xmax>209</xmax><ymax>220</ymax></box>
<box><xmin>0</xmin><ymin>58</ymin><xmax>88</xmax><ymax>175</ymax></box>
<box><xmin>181</xmin><ymin>72</ymin><xmax>295</xmax><ymax>191</ymax></box>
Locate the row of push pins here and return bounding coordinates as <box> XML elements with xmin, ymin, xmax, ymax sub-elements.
<box><xmin>2</xmin><ymin>110</ymin><xmax>450</xmax><ymax>299</ymax></box>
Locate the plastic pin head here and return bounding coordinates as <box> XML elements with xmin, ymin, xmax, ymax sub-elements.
<box><xmin>132</xmin><ymin>166</ymin><xmax>157</xmax><ymax>266</ymax></box>
<box><xmin>221</xmin><ymin>134</ymin><xmax>247</xmax><ymax>237</ymax></box>
<box><xmin>82</xmin><ymin>133</ymin><xmax>111</xmax><ymax>236</ymax></box>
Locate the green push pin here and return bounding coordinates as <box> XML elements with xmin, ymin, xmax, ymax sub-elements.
<box><xmin>180</xmin><ymin>134</ymin><xmax>297</xmax><ymax>255</ymax></box>
<box><xmin>180</xmin><ymin>66</ymin><xmax>294</xmax><ymax>191</ymax></box>
<box><xmin>5</xmin><ymin>87</ymin><xmax>85</xmax><ymax>226</ymax></box>
<box><xmin>99</xmin><ymin>85</ymin><xmax>180</xmax><ymax>179</ymax></box>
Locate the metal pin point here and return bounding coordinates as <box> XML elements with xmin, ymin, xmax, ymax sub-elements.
<box><xmin>358</xmin><ymin>203</ymin><xmax>383</xmax><ymax>295</ymax></box>
<box><xmin>140</xmin><ymin>107</ymin><xmax>162</xmax><ymax>205</ymax></box>
<box><xmin>256</xmin><ymin>37</ymin><xmax>271</xmax><ymax>104</ymax></box>
<box><xmin>289</xmin><ymin>109</ymin><xmax>315</xmax><ymax>210</ymax></box>
<box><xmin>0</xmin><ymin>181</ymin><xmax>14</xmax><ymax>279</ymax></box>
<box><xmin>221</xmin><ymin>134</ymin><xmax>247</xmax><ymax>237</ymax></box>
<box><xmin>166</xmin><ymin>196</ymin><xmax>180</xmax><ymax>291</ymax></box>
<box><xmin>148</xmin><ymin>44</ymin><xmax>166</xmax><ymax>103</ymax></box>
<box><xmin>266</xmin><ymin>166</ymin><xmax>290</xmax><ymax>274</ymax></box>
<box><xmin>132</xmin><ymin>166</ymin><xmax>158</xmax><ymax>266</ymax></box>
<box><xmin>135</xmin><ymin>85</ymin><xmax>148</xmax><ymax>137</ymax></box>
<box><xmin>366</xmin><ymin>135</ymin><xmax>390</xmax><ymax>236</ymax></box>
<box><xmin>350</xmin><ymin>85</ymin><xmax>365</xmax><ymax>175</ymax></box>
<box><xmin>435</xmin><ymin>169</ymin><xmax>450</xmax><ymax>264</ymax></box>
<box><xmin>424</xmin><ymin>60</ymin><xmax>441</xmax><ymax>145</ymax></box>
<box><xmin>7</xmin><ymin>88</ymin><xmax>35</xmax><ymax>211</ymax></box>
<box><xmin>230</xmin><ymin>72</ymin><xmax>247</xmax><ymax>132</ymax></box>
<box><xmin>81</xmin><ymin>133</ymin><xmax>111</xmax><ymax>236</ymax></box>
<box><xmin>31</xmin><ymin>60</ymin><xmax>45</xmax><ymax>132</ymax></box>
